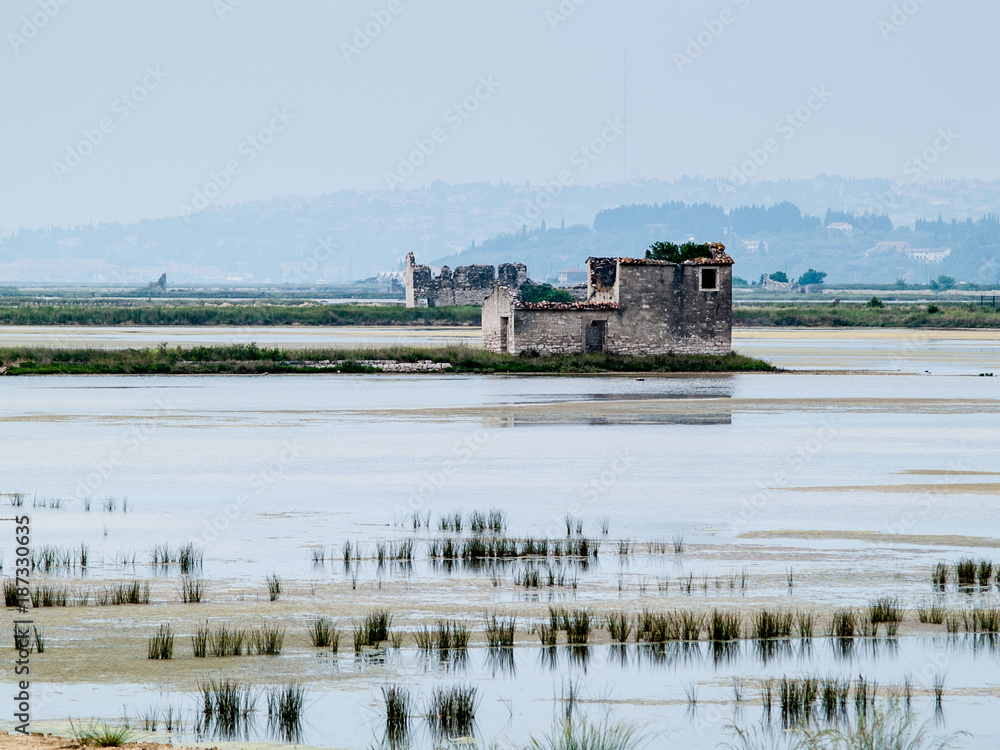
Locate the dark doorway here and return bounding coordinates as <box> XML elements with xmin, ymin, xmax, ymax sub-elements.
<box><xmin>499</xmin><ymin>317</ymin><xmax>509</xmax><ymax>352</ymax></box>
<box><xmin>585</xmin><ymin>320</ymin><xmax>606</xmax><ymax>352</ymax></box>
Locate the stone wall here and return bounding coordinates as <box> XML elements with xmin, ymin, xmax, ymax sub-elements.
<box><xmin>482</xmin><ymin>252</ymin><xmax>733</xmax><ymax>356</ymax></box>
<box><xmin>405</xmin><ymin>252</ymin><xmax>526</xmax><ymax>307</ymax></box>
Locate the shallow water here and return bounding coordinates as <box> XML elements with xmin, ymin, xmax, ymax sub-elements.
<box><xmin>3</xmin><ymin>324</ymin><xmax>999</xmax><ymax>373</ymax></box>
<box><xmin>18</xmin><ymin>637</ymin><xmax>1000</xmax><ymax>749</ymax></box>
<box><xmin>2</xmin><ymin>333</ymin><xmax>999</xmax><ymax>748</ymax></box>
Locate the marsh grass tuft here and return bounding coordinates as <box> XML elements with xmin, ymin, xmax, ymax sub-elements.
<box><xmin>426</xmin><ymin>684</ymin><xmax>478</xmax><ymax>738</ymax></box>
<box><xmin>606</xmin><ymin>611</ymin><xmax>632</xmax><ymax>643</ymax></box>
<box><xmin>382</xmin><ymin>683</ymin><xmax>412</xmax><ymax>745</ymax></box>
<box><xmin>147</xmin><ymin>624</ymin><xmax>174</xmax><ymax>660</ymax></box>
<box><xmin>354</xmin><ymin>609</ymin><xmax>393</xmax><ymax>650</ymax></box>
<box><xmin>209</xmin><ymin>624</ymin><xmax>246</xmax><ymax>657</ymax></box>
<box><xmin>565</xmin><ymin>609</ymin><xmax>592</xmax><ymax>645</ymax></box>
<box><xmin>265</xmin><ymin>573</ymin><xmax>281</xmax><ymax>601</ymax></box>
<box><xmin>307</xmin><ymin>616</ymin><xmax>341</xmax><ymax>649</ymax></box>
<box><xmin>484</xmin><ymin>611</ymin><xmax>516</xmax><ymax>647</ymax></box>
<box><xmin>265</xmin><ymin>684</ymin><xmax>305</xmax><ymax>743</ymax></box>
<box><xmin>69</xmin><ymin>720</ymin><xmax>137</xmax><ymax>747</ymax></box>
<box><xmin>191</xmin><ymin>623</ymin><xmax>209</xmax><ymax>658</ymax></box>
<box><xmin>249</xmin><ymin>624</ymin><xmax>285</xmax><ymax>655</ymax></box>
<box><xmin>4</xmin><ymin>578</ymin><xmax>21</xmax><ymax>607</ymax></box>
<box><xmin>828</xmin><ymin>609</ymin><xmax>857</xmax><ymax>639</ymax></box>
<box><xmin>199</xmin><ymin>679</ymin><xmax>257</xmax><ymax>740</ymax></box>
<box><xmin>522</xmin><ymin>717</ymin><xmax>642</xmax><ymax>750</ymax></box>
<box><xmin>709</xmin><ymin>610</ymin><xmax>741</xmax><ymax>641</ymax></box>
<box><xmin>916</xmin><ymin>601</ymin><xmax>945</xmax><ymax>625</ymax></box>
<box><xmin>180</xmin><ymin>577</ymin><xmax>205</xmax><ymax>603</ymax></box>
<box><xmin>751</xmin><ymin>610</ymin><xmax>793</xmax><ymax>640</ymax></box>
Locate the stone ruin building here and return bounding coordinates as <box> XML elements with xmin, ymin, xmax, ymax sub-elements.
<box><xmin>482</xmin><ymin>243</ymin><xmax>734</xmax><ymax>356</ymax></box>
<box><xmin>404</xmin><ymin>252</ymin><xmax>527</xmax><ymax>307</ymax></box>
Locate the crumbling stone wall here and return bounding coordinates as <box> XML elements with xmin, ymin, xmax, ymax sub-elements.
<box><xmin>482</xmin><ymin>248</ymin><xmax>733</xmax><ymax>356</ymax></box>
<box><xmin>405</xmin><ymin>252</ymin><xmax>526</xmax><ymax>307</ymax></box>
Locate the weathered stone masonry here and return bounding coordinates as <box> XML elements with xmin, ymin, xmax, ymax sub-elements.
<box><xmin>405</xmin><ymin>252</ymin><xmax>526</xmax><ymax>307</ymax></box>
<box><xmin>482</xmin><ymin>244</ymin><xmax>734</xmax><ymax>356</ymax></box>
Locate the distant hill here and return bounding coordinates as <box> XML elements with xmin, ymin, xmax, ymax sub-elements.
<box><xmin>433</xmin><ymin>202</ymin><xmax>1000</xmax><ymax>285</ymax></box>
<box><xmin>2</xmin><ymin>176</ymin><xmax>1000</xmax><ymax>284</ymax></box>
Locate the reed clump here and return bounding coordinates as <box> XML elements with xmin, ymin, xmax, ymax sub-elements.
<box><xmin>484</xmin><ymin>611</ymin><xmax>516</xmax><ymax>647</ymax></box>
<box><xmin>382</xmin><ymin>684</ymin><xmax>412</xmax><ymax>746</ymax></box>
<box><xmin>751</xmin><ymin>609</ymin><xmax>794</xmax><ymax>640</ymax></box>
<box><xmin>708</xmin><ymin>609</ymin><xmax>741</xmax><ymax>641</ymax></box>
<box><xmin>916</xmin><ymin>601</ymin><xmax>946</xmax><ymax>624</ymax></box>
<box><xmin>307</xmin><ymin>616</ymin><xmax>341</xmax><ymax>649</ymax></box>
<box><xmin>249</xmin><ymin>624</ymin><xmax>285</xmax><ymax>655</ymax></box>
<box><xmin>426</xmin><ymin>684</ymin><xmax>478</xmax><ymax>738</ymax></box>
<box><xmin>828</xmin><ymin>609</ymin><xmax>857</xmax><ymax>639</ymax></box>
<box><xmin>147</xmin><ymin>624</ymin><xmax>175</xmax><ymax>660</ymax></box>
<box><xmin>180</xmin><ymin>578</ymin><xmax>205</xmax><ymax>603</ymax></box>
<box><xmin>198</xmin><ymin>679</ymin><xmax>257</xmax><ymax>740</ymax></box>
<box><xmin>565</xmin><ymin>610</ymin><xmax>592</xmax><ymax>645</ymax></box>
<box><xmin>265</xmin><ymin>574</ymin><xmax>281</xmax><ymax>601</ymax></box>
<box><xmin>354</xmin><ymin>609</ymin><xmax>393</xmax><ymax>651</ymax></box>
<box><xmin>866</xmin><ymin>596</ymin><xmax>904</xmax><ymax>636</ymax></box>
<box><xmin>606</xmin><ymin>611</ymin><xmax>632</xmax><ymax>643</ymax></box>
<box><xmin>265</xmin><ymin>684</ymin><xmax>306</xmax><ymax>743</ymax></box>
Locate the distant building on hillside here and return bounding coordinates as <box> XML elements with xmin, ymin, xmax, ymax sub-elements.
<box><xmin>826</xmin><ymin>222</ymin><xmax>854</xmax><ymax>234</ymax></box>
<box><xmin>557</xmin><ymin>268</ymin><xmax>587</xmax><ymax>285</ymax></box>
<box><xmin>742</xmin><ymin>240</ymin><xmax>767</xmax><ymax>254</ymax></box>
<box><xmin>867</xmin><ymin>241</ymin><xmax>951</xmax><ymax>263</ymax></box>
<box><xmin>760</xmin><ymin>275</ymin><xmax>800</xmax><ymax>293</ymax></box>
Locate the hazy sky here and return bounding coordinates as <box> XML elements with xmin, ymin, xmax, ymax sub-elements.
<box><xmin>2</xmin><ymin>0</ymin><xmax>995</xmax><ymax>230</ymax></box>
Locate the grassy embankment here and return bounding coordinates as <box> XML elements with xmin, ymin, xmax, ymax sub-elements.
<box><xmin>1</xmin><ymin>302</ymin><xmax>999</xmax><ymax>327</ymax></box>
<box><xmin>0</xmin><ymin>303</ymin><xmax>480</xmax><ymax>326</ymax></box>
<box><xmin>734</xmin><ymin>304</ymin><xmax>1000</xmax><ymax>328</ymax></box>
<box><xmin>0</xmin><ymin>344</ymin><xmax>774</xmax><ymax>375</ymax></box>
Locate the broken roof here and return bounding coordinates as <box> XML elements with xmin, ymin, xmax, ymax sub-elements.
<box><xmin>591</xmin><ymin>242</ymin><xmax>734</xmax><ymax>267</ymax></box>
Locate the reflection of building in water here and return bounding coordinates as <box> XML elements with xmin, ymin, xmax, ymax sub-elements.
<box><xmin>483</xmin><ymin>245</ymin><xmax>733</xmax><ymax>356</ymax></box>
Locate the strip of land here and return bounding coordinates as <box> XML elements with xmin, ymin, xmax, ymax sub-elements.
<box><xmin>0</xmin><ymin>302</ymin><xmax>998</xmax><ymax>328</ymax></box>
<box><xmin>740</xmin><ymin>530</ymin><xmax>1000</xmax><ymax>547</ymax></box>
<box><xmin>783</xmin><ymin>483</ymin><xmax>1000</xmax><ymax>495</ymax></box>
<box><xmin>0</xmin><ymin>345</ymin><xmax>775</xmax><ymax>376</ymax></box>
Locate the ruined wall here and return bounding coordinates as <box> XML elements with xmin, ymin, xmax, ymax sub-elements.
<box><xmin>481</xmin><ymin>287</ymin><xmax>514</xmax><ymax>352</ymax></box>
<box><xmin>405</xmin><ymin>252</ymin><xmax>526</xmax><ymax>307</ymax></box>
<box><xmin>609</xmin><ymin>262</ymin><xmax>732</xmax><ymax>355</ymax></box>
<box><xmin>587</xmin><ymin>258</ymin><xmax>618</xmax><ymax>304</ymax></box>
<box><xmin>482</xmin><ymin>254</ymin><xmax>733</xmax><ymax>357</ymax></box>
<box><xmin>511</xmin><ymin>310</ymin><xmax>593</xmax><ymax>355</ymax></box>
